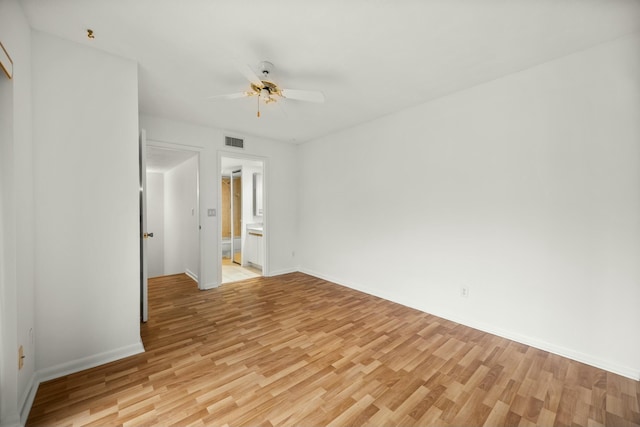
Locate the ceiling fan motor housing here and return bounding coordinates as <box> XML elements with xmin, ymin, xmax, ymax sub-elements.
<box><xmin>251</xmin><ymin>80</ymin><xmax>281</xmax><ymax>98</ymax></box>
<box><xmin>207</xmin><ymin>59</ymin><xmax>324</xmax><ymax>108</ymax></box>
<box><xmin>259</xmin><ymin>61</ymin><xmax>275</xmax><ymax>78</ymax></box>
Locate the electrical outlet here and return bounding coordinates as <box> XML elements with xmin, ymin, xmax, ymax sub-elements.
<box><xmin>460</xmin><ymin>286</ymin><xmax>469</xmax><ymax>298</ymax></box>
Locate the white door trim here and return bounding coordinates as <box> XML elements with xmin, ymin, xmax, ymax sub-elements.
<box><xmin>146</xmin><ymin>139</ymin><xmax>204</xmax><ymax>289</ymax></box>
<box><xmin>217</xmin><ymin>150</ymin><xmax>268</xmax><ymax>286</ymax></box>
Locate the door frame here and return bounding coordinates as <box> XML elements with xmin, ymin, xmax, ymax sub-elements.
<box><xmin>217</xmin><ymin>150</ymin><xmax>268</xmax><ymax>285</ymax></box>
<box><xmin>230</xmin><ymin>168</ymin><xmax>242</xmax><ymax>265</ymax></box>
<box><xmin>145</xmin><ymin>138</ymin><xmax>203</xmax><ymax>288</ymax></box>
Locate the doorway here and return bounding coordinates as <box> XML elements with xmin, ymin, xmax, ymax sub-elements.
<box><xmin>220</xmin><ymin>154</ymin><xmax>265</xmax><ymax>284</ymax></box>
<box><xmin>231</xmin><ymin>169</ymin><xmax>242</xmax><ymax>265</ymax></box>
<box><xmin>220</xmin><ymin>169</ymin><xmax>243</xmax><ymax>266</ymax></box>
<box><xmin>144</xmin><ymin>143</ymin><xmax>201</xmax><ymax>283</ymax></box>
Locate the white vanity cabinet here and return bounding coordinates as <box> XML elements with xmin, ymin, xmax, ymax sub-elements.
<box><xmin>245</xmin><ymin>227</ymin><xmax>263</xmax><ymax>268</ymax></box>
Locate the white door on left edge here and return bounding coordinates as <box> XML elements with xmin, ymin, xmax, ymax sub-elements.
<box><xmin>139</xmin><ymin>129</ymin><xmax>149</xmax><ymax>322</ymax></box>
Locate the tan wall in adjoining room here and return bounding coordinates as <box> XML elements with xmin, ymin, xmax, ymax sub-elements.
<box><xmin>221</xmin><ymin>177</ymin><xmax>230</xmax><ymax>238</ymax></box>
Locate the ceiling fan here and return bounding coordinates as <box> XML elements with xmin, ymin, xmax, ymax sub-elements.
<box><xmin>209</xmin><ymin>61</ymin><xmax>325</xmax><ymax>117</ymax></box>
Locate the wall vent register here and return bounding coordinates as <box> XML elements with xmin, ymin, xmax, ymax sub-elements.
<box><xmin>225</xmin><ymin>136</ymin><xmax>244</xmax><ymax>149</ymax></box>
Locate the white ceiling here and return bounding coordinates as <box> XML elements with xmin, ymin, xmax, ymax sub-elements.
<box><xmin>146</xmin><ymin>147</ymin><xmax>263</xmax><ymax>174</ymax></box>
<box><xmin>146</xmin><ymin>146</ymin><xmax>197</xmax><ymax>173</ymax></box>
<box><xmin>19</xmin><ymin>0</ymin><xmax>640</xmax><ymax>143</ymax></box>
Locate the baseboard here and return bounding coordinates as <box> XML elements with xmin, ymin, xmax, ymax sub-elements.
<box><xmin>200</xmin><ymin>282</ymin><xmax>219</xmax><ymax>290</ymax></box>
<box><xmin>36</xmin><ymin>341</ymin><xmax>145</xmax><ymax>383</ymax></box>
<box><xmin>266</xmin><ymin>267</ymin><xmax>299</xmax><ymax>277</ymax></box>
<box><xmin>185</xmin><ymin>269</ymin><xmax>198</xmax><ymax>283</ymax></box>
<box><xmin>19</xmin><ymin>373</ymin><xmax>38</xmax><ymax>426</ymax></box>
<box><xmin>425</xmin><ymin>307</ymin><xmax>640</xmax><ymax>381</ymax></box>
<box><xmin>15</xmin><ymin>342</ymin><xmax>145</xmax><ymax>425</ymax></box>
<box><xmin>199</xmin><ymin>267</ymin><xmax>298</xmax><ymax>291</ymax></box>
<box><xmin>299</xmin><ymin>268</ymin><xmax>640</xmax><ymax>381</ymax></box>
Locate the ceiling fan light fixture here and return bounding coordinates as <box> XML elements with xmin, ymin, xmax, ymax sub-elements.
<box><xmin>208</xmin><ymin>60</ymin><xmax>324</xmax><ymax>117</ymax></box>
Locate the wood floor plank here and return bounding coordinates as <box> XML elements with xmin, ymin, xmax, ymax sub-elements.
<box><xmin>27</xmin><ymin>272</ymin><xmax>640</xmax><ymax>426</ymax></box>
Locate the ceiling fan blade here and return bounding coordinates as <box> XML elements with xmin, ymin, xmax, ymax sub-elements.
<box><xmin>275</xmin><ymin>99</ymin><xmax>288</xmax><ymax>118</ymax></box>
<box><xmin>281</xmin><ymin>89</ymin><xmax>325</xmax><ymax>103</ymax></box>
<box><xmin>237</xmin><ymin>63</ymin><xmax>263</xmax><ymax>88</ymax></box>
<box><xmin>207</xmin><ymin>92</ymin><xmax>250</xmax><ymax>101</ymax></box>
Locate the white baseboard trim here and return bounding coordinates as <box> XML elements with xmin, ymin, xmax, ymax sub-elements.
<box><xmin>16</xmin><ymin>342</ymin><xmax>146</xmax><ymax>425</ymax></box>
<box><xmin>266</xmin><ymin>267</ymin><xmax>298</xmax><ymax>277</ymax></box>
<box><xmin>199</xmin><ymin>266</ymin><xmax>298</xmax><ymax>290</ymax></box>
<box><xmin>426</xmin><ymin>308</ymin><xmax>640</xmax><ymax>381</ymax></box>
<box><xmin>299</xmin><ymin>268</ymin><xmax>640</xmax><ymax>381</ymax></box>
<box><xmin>36</xmin><ymin>341</ymin><xmax>145</xmax><ymax>384</ymax></box>
<box><xmin>185</xmin><ymin>269</ymin><xmax>198</xmax><ymax>283</ymax></box>
<box><xmin>200</xmin><ymin>282</ymin><xmax>219</xmax><ymax>290</ymax></box>
<box><xmin>18</xmin><ymin>373</ymin><xmax>38</xmax><ymax>426</ymax></box>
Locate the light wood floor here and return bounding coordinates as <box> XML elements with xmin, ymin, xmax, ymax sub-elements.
<box><xmin>222</xmin><ymin>257</ymin><xmax>261</xmax><ymax>283</ymax></box>
<box><xmin>27</xmin><ymin>273</ymin><xmax>640</xmax><ymax>426</ymax></box>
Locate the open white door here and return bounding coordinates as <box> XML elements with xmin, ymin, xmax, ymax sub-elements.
<box><xmin>139</xmin><ymin>129</ymin><xmax>149</xmax><ymax>322</ymax></box>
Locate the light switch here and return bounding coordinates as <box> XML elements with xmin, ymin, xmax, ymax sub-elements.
<box><xmin>208</xmin><ymin>209</ymin><xmax>216</xmax><ymax>217</ymax></box>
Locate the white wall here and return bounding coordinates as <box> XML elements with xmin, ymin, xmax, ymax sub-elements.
<box><xmin>298</xmin><ymin>34</ymin><xmax>640</xmax><ymax>379</ymax></box>
<box><xmin>164</xmin><ymin>157</ymin><xmax>199</xmax><ymax>279</ymax></box>
<box><xmin>0</xmin><ymin>0</ymin><xmax>36</xmax><ymax>424</ymax></box>
<box><xmin>0</xmin><ymin>42</ymin><xmax>18</xmax><ymax>427</ymax></box>
<box><xmin>32</xmin><ymin>32</ymin><xmax>143</xmax><ymax>379</ymax></box>
<box><xmin>146</xmin><ymin>172</ymin><xmax>164</xmax><ymax>278</ymax></box>
<box><xmin>139</xmin><ymin>115</ymin><xmax>299</xmax><ymax>287</ymax></box>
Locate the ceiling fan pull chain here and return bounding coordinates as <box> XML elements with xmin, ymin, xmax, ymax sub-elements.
<box><xmin>257</xmin><ymin>95</ymin><xmax>261</xmax><ymax>118</ymax></box>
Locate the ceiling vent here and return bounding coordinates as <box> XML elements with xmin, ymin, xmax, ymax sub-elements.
<box><xmin>224</xmin><ymin>136</ymin><xmax>244</xmax><ymax>149</ymax></box>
